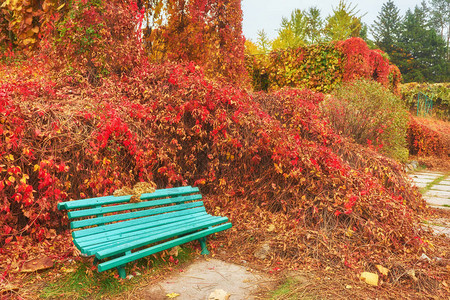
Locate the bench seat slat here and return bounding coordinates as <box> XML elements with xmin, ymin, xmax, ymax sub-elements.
<box><xmin>72</xmin><ymin>207</ymin><xmax>206</xmax><ymax>238</ymax></box>
<box><xmin>58</xmin><ymin>186</ymin><xmax>200</xmax><ymax>210</ymax></box>
<box><xmin>68</xmin><ymin>194</ymin><xmax>202</xmax><ymax>219</ymax></box>
<box><xmin>98</xmin><ymin>223</ymin><xmax>232</xmax><ymax>272</ymax></box>
<box><xmin>71</xmin><ymin>201</ymin><xmax>204</xmax><ymax>229</ymax></box>
<box><xmin>80</xmin><ymin>215</ymin><xmax>218</xmax><ymax>255</ymax></box>
<box><xmin>76</xmin><ymin>213</ymin><xmax>213</xmax><ymax>247</ymax></box>
<box><xmin>96</xmin><ymin>216</ymin><xmax>229</xmax><ymax>259</ymax></box>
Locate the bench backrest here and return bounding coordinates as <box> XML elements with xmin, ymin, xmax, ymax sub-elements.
<box><xmin>57</xmin><ymin>186</ymin><xmax>203</xmax><ymax>229</ymax></box>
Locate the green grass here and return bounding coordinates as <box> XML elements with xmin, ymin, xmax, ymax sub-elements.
<box><xmin>269</xmin><ymin>277</ymin><xmax>320</xmax><ymax>300</ymax></box>
<box><xmin>40</xmin><ymin>246</ymin><xmax>194</xmax><ymax>299</ymax></box>
<box><xmin>419</xmin><ymin>174</ymin><xmax>449</xmax><ymax>194</ymax></box>
<box><xmin>40</xmin><ymin>261</ymin><xmax>127</xmax><ymax>299</ymax></box>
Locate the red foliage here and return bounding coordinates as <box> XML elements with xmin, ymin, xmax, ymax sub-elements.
<box><xmin>407</xmin><ymin>117</ymin><xmax>447</xmax><ymax>157</ymax></box>
<box><xmin>48</xmin><ymin>0</ymin><xmax>144</xmax><ymax>82</ymax></box>
<box><xmin>149</xmin><ymin>0</ymin><xmax>248</xmax><ymax>85</ymax></box>
<box><xmin>338</xmin><ymin>38</ymin><xmax>395</xmax><ymax>90</ymax></box>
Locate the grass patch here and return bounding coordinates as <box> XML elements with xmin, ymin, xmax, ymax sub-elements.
<box><xmin>40</xmin><ymin>246</ymin><xmax>194</xmax><ymax>299</ymax></box>
<box><xmin>269</xmin><ymin>277</ymin><xmax>319</xmax><ymax>300</ymax></box>
<box><xmin>40</xmin><ymin>261</ymin><xmax>128</xmax><ymax>299</ymax></box>
<box><xmin>419</xmin><ymin>174</ymin><xmax>449</xmax><ymax>194</ymax></box>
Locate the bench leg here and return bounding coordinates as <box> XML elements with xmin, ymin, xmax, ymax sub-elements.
<box><xmin>199</xmin><ymin>237</ymin><xmax>210</xmax><ymax>255</ymax></box>
<box><xmin>117</xmin><ymin>266</ymin><xmax>126</xmax><ymax>279</ymax></box>
<box><xmin>93</xmin><ymin>257</ymin><xmax>99</xmax><ymax>265</ymax></box>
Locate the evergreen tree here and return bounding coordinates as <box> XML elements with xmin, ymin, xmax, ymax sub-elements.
<box><xmin>371</xmin><ymin>0</ymin><xmax>402</xmax><ymax>52</ymax></box>
<box><xmin>305</xmin><ymin>7</ymin><xmax>324</xmax><ymax>44</ymax></box>
<box><xmin>257</xmin><ymin>30</ymin><xmax>272</xmax><ymax>53</ymax></box>
<box><xmin>399</xmin><ymin>6</ymin><xmax>449</xmax><ymax>82</ymax></box>
<box><xmin>428</xmin><ymin>0</ymin><xmax>450</xmax><ymax>60</ymax></box>
<box><xmin>272</xmin><ymin>9</ymin><xmax>308</xmax><ymax>49</ymax></box>
<box><xmin>324</xmin><ymin>0</ymin><xmax>363</xmax><ymax>41</ymax></box>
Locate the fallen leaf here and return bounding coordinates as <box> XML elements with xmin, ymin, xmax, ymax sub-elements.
<box><xmin>21</xmin><ymin>256</ymin><xmax>53</xmax><ymax>273</ymax></box>
<box><xmin>375</xmin><ymin>264</ymin><xmax>389</xmax><ymax>276</ymax></box>
<box><xmin>267</xmin><ymin>224</ymin><xmax>275</xmax><ymax>232</ymax></box>
<box><xmin>360</xmin><ymin>272</ymin><xmax>378</xmax><ymax>286</ymax></box>
<box><xmin>345</xmin><ymin>284</ymin><xmax>352</xmax><ymax>289</ymax></box>
<box><xmin>166</xmin><ymin>292</ymin><xmax>180</xmax><ymax>298</ymax></box>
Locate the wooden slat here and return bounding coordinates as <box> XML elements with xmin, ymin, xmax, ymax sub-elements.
<box><xmin>76</xmin><ymin>212</ymin><xmax>212</xmax><ymax>247</ymax></box>
<box><xmin>68</xmin><ymin>194</ymin><xmax>202</xmax><ymax>219</ymax></box>
<box><xmin>80</xmin><ymin>215</ymin><xmax>217</xmax><ymax>255</ymax></box>
<box><xmin>70</xmin><ymin>201</ymin><xmax>204</xmax><ymax>229</ymax></box>
<box><xmin>98</xmin><ymin>223</ymin><xmax>232</xmax><ymax>272</ymax></box>
<box><xmin>95</xmin><ymin>217</ymin><xmax>230</xmax><ymax>259</ymax></box>
<box><xmin>72</xmin><ymin>207</ymin><xmax>206</xmax><ymax>238</ymax></box>
<box><xmin>58</xmin><ymin>186</ymin><xmax>199</xmax><ymax>210</ymax></box>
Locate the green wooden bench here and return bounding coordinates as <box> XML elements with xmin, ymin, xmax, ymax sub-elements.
<box><xmin>57</xmin><ymin>186</ymin><xmax>232</xmax><ymax>278</ymax></box>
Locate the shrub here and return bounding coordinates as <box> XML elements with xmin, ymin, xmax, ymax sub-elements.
<box><xmin>322</xmin><ymin>80</ymin><xmax>409</xmax><ymax>161</ymax></box>
<box><xmin>407</xmin><ymin>117</ymin><xmax>447</xmax><ymax>157</ymax></box>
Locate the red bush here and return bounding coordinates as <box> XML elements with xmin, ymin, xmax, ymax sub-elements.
<box><xmin>407</xmin><ymin>117</ymin><xmax>447</xmax><ymax>157</ymax></box>
<box><xmin>1</xmin><ymin>60</ymin><xmax>426</xmax><ymax>266</ymax></box>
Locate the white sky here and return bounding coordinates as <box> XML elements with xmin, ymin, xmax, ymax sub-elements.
<box><xmin>242</xmin><ymin>0</ymin><xmax>425</xmax><ymax>41</ymax></box>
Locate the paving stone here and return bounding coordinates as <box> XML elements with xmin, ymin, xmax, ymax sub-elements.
<box><xmin>411</xmin><ymin>173</ymin><xmax>442</xmax><ymax>179</ymax></box>
<box><xmin>430</xmin><ymin>185</ymin><xmax>450</xmax><ymax>192</ymax></box>
<box><xmin>427</xmin><ymin>225</ymin><xmax>450</xmax><ymax>237</ymax></box>
<box><xmin>411</xmin><ymin>178</ymin><xmax>435</xmax><ymax>184</ymax></box>
<box><xmin>424</xmin><ymin>197</ymin><xmax>450</xmax><ymax>207</ymax></box>
<box><xmin>426</xmin><ymin>190</ymin><xmax>450</xmax><ymax>198</ymax></box>
<box><xmin>413</xmin><ymin>183</ymin><xmax>427</xmax><ymax>188</ymax></box>
<box><xmin>143</xmin><ymin>258</ymin><xmax>274</xmax><ymax>300</ymax></box>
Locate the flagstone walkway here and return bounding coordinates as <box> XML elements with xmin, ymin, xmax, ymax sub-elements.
<box><xmin>409</xmin><ymin>171</ymin><xmax>450</xmax><ymax>237</ymax></box>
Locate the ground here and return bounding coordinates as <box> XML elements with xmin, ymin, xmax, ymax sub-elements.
<box><xmin>1</xmin><ymin>169</ymin><xmax>449</xmax><ymax>299</ymax></box>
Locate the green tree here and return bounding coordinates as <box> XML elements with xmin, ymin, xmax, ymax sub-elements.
<box><xmin>272</xmin><ymin>9</ymin><xmax>308</xmax><ymax>49</ymax></box>
<box><xmin>305</xmin><ymin>7</ymin><xmax>324</xmax><ymax>44</ymax></box>
<box><xmin>257</xmin><ymin>29</ymin><xmax>272</xmax><ymax>53</ymax></box>
<box><xmin>324</xmin><ymin>0</ymin><xmax>363</xmax><ymax>41</ymax></box>
<box><xmin>399</xmin><ymin>6</ymin><xmax>449</xmax><ymax>82</ymax></box>
<box><xmin>371</xmin><ymin>0</ymin><xmax>402</xmax><ymax>52</ymax></box>
<box><xmin>428</xmin><ymin>0</ymin><xmax>450</xmax><ymax>60</ymax></box>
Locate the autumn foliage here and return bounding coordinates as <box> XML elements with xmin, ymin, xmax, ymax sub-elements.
<box><xmin>247</xmin><ymin>37</ymin><xmax>401</xmax><ymax>94</ymax></box>
<box><xmin>147</xmin><ymin>0</ymin><xmax>248</xmax><ymax>85</ymax></box>
<box><xmin>0</xmin><ymin>0</ymin><xmax>440</xmax><ymax>280</ymax></box>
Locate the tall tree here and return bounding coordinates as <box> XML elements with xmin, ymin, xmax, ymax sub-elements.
<box><xmin>305</xmin><ymin>7</ymin><xmax>324</xmax><ymax>44</ymax></box>
<box><xmin>371</xmin><ymin>0</ymin><xmax>402</xmax><ymax>52</ymax></box>
<box><xmin>272</xmin><ymin>9</ymin><xmax>308</xmax><ymax>49</ymax></box>
<box><xmin>147</xmin><ymin>0</ymin><xmax>248</xmax><ymax>84</ymax></box>
<box><xmin>398</xmin><ymin>6</ymin><xmax>449</xmax><ymax>82</ymax></box>
<box><xmin>257</xmin><ymin>29</ymin><xmax>272</xmax><ymax>53</ymax></box>
<box><xmin>428</xmin><ymin>0</ymin><xmax>450</xmax><ymax>59</ymax></box>
<box><xmin>324</xmin><ymin>0</ymin><xmax>363</xmax><ymax>41</ymax></box>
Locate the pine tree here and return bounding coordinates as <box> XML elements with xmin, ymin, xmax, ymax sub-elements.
<box><xmin>272</xmin><ymin>9</ymin><xmax>308</xmax><ymax>49</ymax></box>
<box><xmin>305</xmin><ymin>7</ymin><xmax>324</xmax><ymax>44</ymax></box>
<box><xmin>324</xmin><ymin>0</ymin><xmax>363</xmax><ymax>41</ymax></box>
<box><xmin>399</xmin><ymin>6</ymin><xmax>449</xmax><ymax>82</ymax></box>
<box><xmin>371</xmin><ymin>0</ymin><xmax>402</xmax><ymax>52</ymax></box>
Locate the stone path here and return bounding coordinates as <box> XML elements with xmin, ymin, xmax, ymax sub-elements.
<box><xmin>409</xmin><ymin>171</ymin><xmax>450</xmax><ymax>210</ymax></box>
<box><xmin>409</xmin><ymin>171</ymin><xmax>450</xmax><ymax>237</ymax></box>
<box><xmin>142</xmin><ymin>258</ymin><xmax>274</xmax><ymax>300</ymax></box>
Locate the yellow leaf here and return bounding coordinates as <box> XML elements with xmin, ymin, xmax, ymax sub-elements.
<box><xmin>166</xmin><ymin>292</ymin><xmax>180</xmax><ymax>298</ymax></box>
<box><xmin>375</xmin><ymin>264</ymin><xmax>389</xmax><ymax>276</ymax></box>
<box><xmin>20</xmin><ymin>174</ymin><xmax>29</xmax><ymax>184</ymax></box>
<box><xmin>6</xmin><ymin>154</ymin><xmax>14</xmax><ymax>161</ymax></box>
<box><xmin>22</xmin><ymin>38</ymin><xmax>36</xmax><ymax>46</ymax></box>
<box><xmin>57</xmin><ymin>3</ymin><xmax>65</xmax><ymax>10</ymax></box>
<box><xmin>33</xmin><ymin>164</ymin><xmax>40</xmax><ymax>172</ymax></box>
<box><xmin>8</xmin><ymin>176</ymin><xmax>15</xmax><ymax>183</ymax></box>
<box><xmin>267</xmin><ymin>224</ymin><xmax>275</xmax><ymax>232</ymax></box>
<box><xmin>360</xmin><ymin>272</ymin><xmax>378</xmax><ymax>286</ymax></box>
